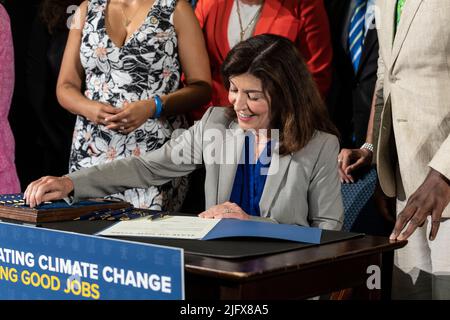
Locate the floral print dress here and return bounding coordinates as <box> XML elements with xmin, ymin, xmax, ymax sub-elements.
<box><xmin>70</xmin><ymin>0</ymin><xmax>187</xmax><ymax>210</ymax></box>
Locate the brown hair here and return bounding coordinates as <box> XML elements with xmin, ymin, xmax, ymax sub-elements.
<box><xmin>40</xmin><ymin>0</ymin><xmax>83</xmax><ymax>34</ymax></box>
<box><xmin>221</xmin><ymin>34</ymin><xmax>338</xmax><ymax>155</ymax></box>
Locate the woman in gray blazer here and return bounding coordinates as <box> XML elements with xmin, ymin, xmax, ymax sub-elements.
<box><xmin>24</xmin><ymin>34</ymin><xmax>344</xmax><ymax>231</ymax></box>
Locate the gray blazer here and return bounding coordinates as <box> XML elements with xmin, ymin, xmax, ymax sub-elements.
<box><xmin>69</xmin><ymin>107</ymin><xmax>343</xmax><ymax>230</ymax></box>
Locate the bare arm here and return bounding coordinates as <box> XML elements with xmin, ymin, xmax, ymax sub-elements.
<box><xmin>56</xmin><ymin>1</ymin><xmax>118</xmax><ymax>124</ymax></box>
<box><xmin>365</xmin><ymin>95</ymin><xmax>376</xmax><ymax>146</ymax></box>
<box><xmin>337</xmin><ymin>96</ymin><xmax>376</xmax><ymax>183</ymax></box>
<box><xmin>163</xmin><ymin>0</ymin><xmax>212</xmax><ymax>116</ymax></box>
<box><xmin>338</xmin><ymin>46</ymin><xmax>385</xmax><ymax>182</ymax></box>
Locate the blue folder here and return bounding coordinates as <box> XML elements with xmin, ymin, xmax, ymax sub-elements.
<box><xmin>202</xmin><ymin>219</ymin><xmax>322</xmax><ymax>244</ymax></box>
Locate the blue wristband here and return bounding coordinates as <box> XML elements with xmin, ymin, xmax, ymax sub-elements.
<box><xmin>153</xmin><ymin>95</ymin><xmax>163</xmax><ymax>119</ymax></box>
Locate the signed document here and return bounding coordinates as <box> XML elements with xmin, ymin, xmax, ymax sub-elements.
<box><xmin>97</xmin><ymin>216</ymin><xmax>221</xmax><ymax>239</ymax></box>
<box><xmin>98</xmin><ymin>216</ymin><xmax>324</xmax><ymax>244</ymax></box>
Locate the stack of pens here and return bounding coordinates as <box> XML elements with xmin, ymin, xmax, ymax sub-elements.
<box><xmin>75</xmin><ymin>207</ymin><xmax>134</xmax><ymax>221</ymax></box>
<box><xmin>74</xmin><ymin>207</ymin><xmax>163</xmax><ymax>221</ymax></box>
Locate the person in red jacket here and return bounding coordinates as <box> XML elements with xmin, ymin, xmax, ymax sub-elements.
<box><xmin>192</xmin><ymin>0</ymin><xmax>333</xmax><ymax>120</ymax></box>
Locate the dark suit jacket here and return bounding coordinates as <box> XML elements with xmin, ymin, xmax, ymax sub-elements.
<box><xmin>325</xmin><ymin>0</ymin><xmax>379</xmax><ymax>148</ymax></box>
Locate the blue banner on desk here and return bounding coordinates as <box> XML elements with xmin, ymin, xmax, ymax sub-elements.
<box><xmin>0</xmin><ymin>222</ymin><xmax>184</xmax><ymax>300</ymax></box>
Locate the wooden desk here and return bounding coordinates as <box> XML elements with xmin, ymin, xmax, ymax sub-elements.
<box><xmin>184</xmin><ymin>235</ymin><xmax>406</xmax><ymax>300</ymax></box>
<box><xmin>37</xmin><ymin>221</ymin><xmax>405</xmax><ymax>300</ymax></box>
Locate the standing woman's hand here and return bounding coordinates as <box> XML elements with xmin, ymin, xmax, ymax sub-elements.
<box><xmin>86</xmin><ymin>102</ymin><xmax>120</xmax><ymax>126</ymax></box>
<box><xmin>338</xmin><ymin>148</ymin><xmax>373</xmax><ymax>183</ymax></box>
<box><xmin>105</xmin><ymin>100</ymin><xmax>156</xmax><ymax>134</ymax></box>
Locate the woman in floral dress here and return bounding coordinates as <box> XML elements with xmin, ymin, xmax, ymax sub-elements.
<box><xmin>56</xmin><ymin>0</ymin><xmax>211</xmax><ymax>209</ymax></box>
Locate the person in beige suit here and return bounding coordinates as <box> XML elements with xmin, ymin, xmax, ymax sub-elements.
<box><xmin>339</xmin><ymin>0</ymin><xmax>450</xmax><ymax>299</ymax></box>
<box><xmin>24</xmin><ymin>34</ymin><xmax>344</xmax><ymax>231</ymax></box>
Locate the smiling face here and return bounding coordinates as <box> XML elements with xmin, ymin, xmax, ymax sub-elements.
<box><xmin>228</xmin><ymin>73</ymin><xmax>271</xmax><ymax>132</ymax></box>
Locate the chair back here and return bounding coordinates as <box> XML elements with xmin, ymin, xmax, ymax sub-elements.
<box><xmin>341</xmin><ymin>168</ymin><xmax>377</xmax><ymax>232</ymax></box>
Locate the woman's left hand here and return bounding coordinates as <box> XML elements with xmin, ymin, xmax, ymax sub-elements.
<box><xmin>105</xmin><ymin>100</ymin><xmax>156</xmax><ymax>134</ymax></box>
<box><xmin>199</xmin><ymin>202</ymin><xmax>251</xmax><ymax>220</ymax></box>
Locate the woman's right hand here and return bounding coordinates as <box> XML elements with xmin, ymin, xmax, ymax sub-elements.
<box><xmin>86</xmin><ymin>102</ymin><xmax>119</xmax><ymax>126</ymax></box>
<box><xmin>338</xmin><ymin>148</ymin><xmax>373</xmax><ymax>183</ymax></box>
<box><xmin>24</xmin><ymin>176</ymin><xmax>74</xmax><ymax>208</ymax></box>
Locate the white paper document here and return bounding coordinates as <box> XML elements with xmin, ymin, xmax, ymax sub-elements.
<box><xmin>97</xmin><ymin>215</ymin><xmax>221</xmax><ymax>239</ymax></box>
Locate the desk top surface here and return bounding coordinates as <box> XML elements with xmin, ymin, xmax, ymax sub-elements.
<box><xmin>184</xmin><ymin>235</ymin><xmax>406</xmax><ymax>280</ymax></box>
<box><xmin>34</xmin><ymin>220</ymin><xmax>406</xmax><ymax>281</ymax></box>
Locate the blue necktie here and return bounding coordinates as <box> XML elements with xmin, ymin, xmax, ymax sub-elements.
<box><xmin>348</xmin><ymin>0</ymin><xmax>367</xmax><ymax>72</ymax></box>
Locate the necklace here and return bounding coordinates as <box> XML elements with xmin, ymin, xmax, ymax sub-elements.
<box><xmin>235</xmin><ymin>0</ymin><xmax>263</xmax><ymax>42</ymax></box>
<box><xmin>120</xmin><ymin>0</ymin><xmax>145</xmax><ymax>27</ymax></box>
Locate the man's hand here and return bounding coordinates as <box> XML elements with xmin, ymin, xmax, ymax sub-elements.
<box><xmin>24</xmin><ymin>176</ymin><xmax>74</xmax><ymax>208</ymax></box>
<box><xmin>199</xmin><ymin>202</ymin><xmax>250</xmax><ymax>220</ymax></box>
<box><xmin>105</xmin><ymin>100</ymin><xmax>155</xmax><ymax>134</ymax></box>
<box><xmin>390</xmin><ymin>169</ymin><xmax>450</xmax><ymax>241</ymax></box>
<box><xmin>338</xmin><ymin>148</ymin><xmax>373</xmax><ymax>183</ymax></box>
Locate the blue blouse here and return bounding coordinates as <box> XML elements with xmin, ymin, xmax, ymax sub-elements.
<box><xmin>230</xmin><ymin>135</ymin><xmax>272</xmax><ymax>216</ymax></box>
